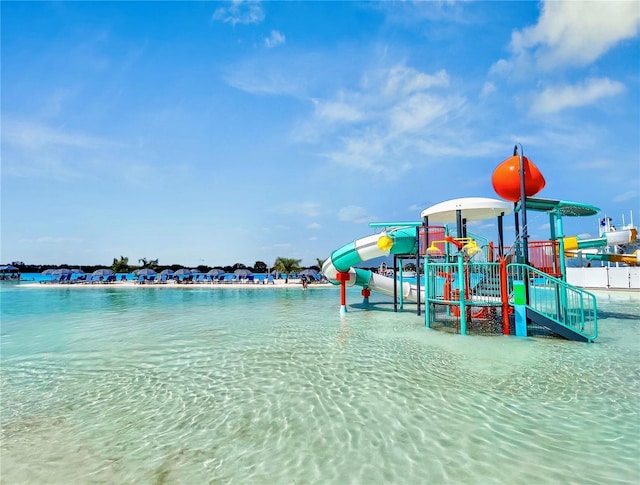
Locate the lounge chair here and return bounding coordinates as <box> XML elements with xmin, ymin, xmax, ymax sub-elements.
<box><xmin>40</xmin><ymin>274</ymin><xmax>60</xmax><ymax>284</ymax></box>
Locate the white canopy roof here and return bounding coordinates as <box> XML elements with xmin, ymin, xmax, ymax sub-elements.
<box><xmin>420</xmin><ymin>197</ymin><xmax>513</xmax><ymax>223</ymax></box>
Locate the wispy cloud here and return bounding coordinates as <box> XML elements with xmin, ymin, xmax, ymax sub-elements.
<box><xmin>575</xmin><ymin>159</ymin><xmax>615</xmax><ymax>170</ymax></box>
<box><xmin>480</xmin><ymin>82</ymin><xmax>496</xmax><ymax>97</ymax></box>
<box><xmin>20</xmin><ymin>236</ymin><xmax>83</xmax><ymax>244</ymax></box>
<box><xmin>297</xmin><ymin>62</ymin><xmax>465</xmax><ymax>176</ymax></box>
<box><xmin>224</xmin><ymin>62</ymin><xmax>303</xmax><ymax>96</ymax></box>
<box><xmin>307</xmin><ymin>222</ymin><xmax>322</xmax><ymax>230</ymax></box>
<box><xmin>3</xmin><ymin>120</ymin><xmax>106</xmax><ymax>150</ymax></box>
<box><xmin>265</xmin><ymin>30</ymin><xmax>285</xmax><ymax>48</ymax></box>
<box><xmin>338</xmin><ymin>205</ymin><xmax>375</xmax><ymax>224</ymax></box>
<box><xmin>613</xmin><ymin>190</ymin><xmax>638</xmax><ymax>203</ymax></box>
<box><xmin>273</xmin><ymin>201</ymin><xmax>322</xmax><ymax>217</ymax></box>
<box><xmin>1</xmin><ymin>120</ymin><xmax>110</xmax><ymax>180</ymax></box>
<box><xmin>312</xmin><ymin>99</ymin><xmax>365</xmax><ymax>124</ymax></box>
<box><xmin>213</xmin><ymin>0</ymin><xmax>264</xmax><ymax>26</ymax></box>
<box><xmin>531</xmin><ymin>78</ymin><xmax>625</xmax><ymax>115</ymax></box>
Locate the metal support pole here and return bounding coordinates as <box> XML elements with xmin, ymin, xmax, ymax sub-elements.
<box><xmin>393</xmin><ymin>255</ymin><xmax>398</xmax><ymax>312</ymax></box>
<box><xmin>498</xmin><ymin>213</ymin><xmax>504</xmax><ymax>257</ymax></box>
<box><xmin>423</xmin><ymin>216</ymin><xmax>430</xmax><ymax>327</ymax></box>
<box><xmin>458</xmin><ymin>252</ymin><xmax>467</xmax><ymax>335</ymax></box>
<box><xmin>416</xmin><ymin>240</ymin><xmax>421</xmax><ymax>317</ymax></box>
<box><xmin>514</xmin><ymin>205</ymin><xmax>521</xmax><ymax>262</ymax></box>
<box><xmin>499</xmin><ymin>258</ymin><xmax>510</xmax><ymax>335</ymax></box>
<box><xmin>398</xmin><ymin>257</ymin><xmax>404</xmax><ymax>310</ymax></box>
<box><xmin>517</xmin><ymin>144</ymin><xmax>530</xmax><ymax>266</ymax></box>
<box><xmin>549</xmin><ymin>212</ymin><xmax>559</xmax><ymax>276</ymax></box>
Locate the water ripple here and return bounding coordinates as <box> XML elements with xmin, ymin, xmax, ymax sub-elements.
<box><xmin>1</xmin><ymin>287</ymin><xmax>638</xmax><ymax>483</ymax></box>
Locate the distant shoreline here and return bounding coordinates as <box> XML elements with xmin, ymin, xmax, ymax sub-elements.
<box><xmin>19</xmin><ymin>279</ymin><xmax>335</xmax><ymax>290</ymax></box>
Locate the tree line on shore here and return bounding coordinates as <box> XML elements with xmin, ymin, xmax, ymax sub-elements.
<box><xmin>8</xmin><ymin>256</ymin><xmax>326</xmax><ymax>282</ymax></box>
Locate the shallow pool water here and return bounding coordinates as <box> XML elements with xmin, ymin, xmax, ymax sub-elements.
<box><xmin>1</xmin><ymin>284</ymin><xmax>638</xmax><ymax>484</ymax></box>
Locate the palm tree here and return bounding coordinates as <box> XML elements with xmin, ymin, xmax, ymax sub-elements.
<box><xmin>138</xmin><ymin>258</ymin><xmax>159</xmax><ymax>270</ymax></box>
<box><xmin>316</xmin><ymin>257</ymin><xmax>326</xmax><ymax>270</ymax></box>
<box><xmin>112</xmin><ymin>256</ymin><xmax>130</xmax><ymax>273</ymax></box>
<box><xmin>273</xmin><ymin>257</ymin><xmax>301</xmax><ymax>284</ymax></box>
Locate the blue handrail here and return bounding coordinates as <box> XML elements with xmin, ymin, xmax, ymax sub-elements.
<box><xmin>507</xmin><ymin>263</ymin><xmax>597</xmax><ymax>341</ymax></box>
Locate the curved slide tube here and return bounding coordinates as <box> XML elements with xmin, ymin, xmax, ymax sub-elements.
<box><xmin>564</xmin><ymin>228</ymin><xmax>639</xmax><ymax>266</ymax></box>
<box><xmin>322</xmin><ymin>227</ymin><xmax>423</xmax><ymax>302</ymax></box>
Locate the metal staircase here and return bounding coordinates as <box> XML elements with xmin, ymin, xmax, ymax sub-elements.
<box><xmin>507</xmin><ymin>263</ymin><xmax>598</xmax><ymax>342</ymax></box>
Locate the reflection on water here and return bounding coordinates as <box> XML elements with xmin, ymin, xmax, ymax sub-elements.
<box><xmin>1</xmin><ymin>286</ymin><xmax>638</xmax><ymax>484</ymax></box>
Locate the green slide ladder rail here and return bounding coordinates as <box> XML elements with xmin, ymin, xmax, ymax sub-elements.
<box><xmin>507</xmin><ymin>263</ymin><xmax>598</xmax><ymax>342</ymax></box>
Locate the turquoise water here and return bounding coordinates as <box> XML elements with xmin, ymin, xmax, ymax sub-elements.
<box><xmin>1</xmin><ymin>283</ymin><xmax>638</xmax><ymax>484</ymax></box>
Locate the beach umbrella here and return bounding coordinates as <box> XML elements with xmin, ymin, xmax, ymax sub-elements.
<box><xmin>190</xmin><ymin>268</ymin><xmax>202</xmax><ymax>274</ymax></box>
<box><xmin>52</xmin><ymin>268</ymin><xmax>73</xmax><ymax>275</ymax></box>
<box><xmin>71</xmin><ymin>268</ymin><xmax>85</xmax><ymax>274</ymax></box>
<box><xmin>0</xmin><ymin>265</ymin><xmax>19</xmax><ymax>271</ymax></box>
<box><xmin>134</xmin><ymin>268</ymin><xmax>157</xmax><ymax>276</ymax></box>
<box><xmin>299</xmin><ymin>269</ymin><xmax>319</xmax><ymax>277</ymax></box>
<box><xmin>159</xmin><ymin>269</ymin><xmax>174</xmax><ymax>277</ymax></box>
<box><xmin>92</xmin><ymin>269</ymin><xmax>114</xmax><ymax>277</ymax></box>
<box><xmin>207</xmin><ymin>269</ymin><xmax>224</xmax><ymax>276</ymax></box>
<box><xmin>233</xmin><ymin>269</ymin><xmax>253</xmax><ymax>276</ymax></box>
<box><xmin>173</xmin><ymin>269</ymin><xmax>192</xmax><ymax>277</ymax></box>
<box><xmin>41</xmin><ymin>269</ymin><xmax>55</xmax><ymax>275</ymax></box>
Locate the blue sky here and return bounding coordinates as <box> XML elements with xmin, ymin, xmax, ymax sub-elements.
<box><xmin>2</xmin><ymin>1</ymin><xmax>639</xmax><ymax>267</ymax></box>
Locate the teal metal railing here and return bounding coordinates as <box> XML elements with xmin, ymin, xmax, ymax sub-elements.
<box><xmin>467</xmin><ymin>262</ymin><xmax>502</xmax><ymax>304</ymax></box>
<box><xmin>507</xmin><ymin>263</ymin><xmax>597</xmax><ymax>341</ymax></box>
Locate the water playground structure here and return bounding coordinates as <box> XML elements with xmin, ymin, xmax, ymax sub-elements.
<box><xmin>323</xmin><ymin>147</ymin><xmax>639</xmax><ymax>342</ymax></box>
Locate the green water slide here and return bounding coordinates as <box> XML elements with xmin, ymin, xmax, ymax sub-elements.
<box><xmin>322</xmin><ymin>226</ymin><xmax>422</xmax><ymax>301</ymax></box>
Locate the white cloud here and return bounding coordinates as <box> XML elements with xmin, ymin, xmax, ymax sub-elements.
<box><xmin>1</xmin><ymin>120</ymin><xmax>112</xmax><ymax>180</ymax></box>
<box><xmin>20</xmin><ymin>236</ymin><xmax>83</xmax><ymax>244</ymax></box>
<box><xmin>613</xmin><ymin>190</ymin><xmax>638</xmax><ymax>203</ymax></box>
<box><xmin>224</xmin><ymin>64</ymin><xmax>302</xmax><ymax>97</ymax></box>
<box><xmin>274</xmin><ymin>201</ymin><xmax>322</xmax><ymax>217</ymax></box>
<box><xmin>389</xmin><ymin>93</ymin><xmax>458</xmax><ymax>135</ymax></box>
<box><xmin>575</xmin><ymin>159</ymin><xmax>614</xmax><ymax>170</ymax></box>
<box><xmin>213</xmin><ymin>1</ymin><xmax>265</xmax><ymax>25</ymax></box>
<box><xmin>480</xmin><ymin>82</ymin><xmax>495</xmax><ymax>97</ymax></box>
<box><xmin>531</xmin><ymin>78</ymin><xmax>625</xmax><ymax>114</ymax></box>
<box><xmin>338</xmin><ymin>205</ymin><xmax>374</xmax><ymax>224</ymax></box>
<box><xmin>307</xmin><ymin>222</ymin><xmax>322</xmax><ymax>230</ymax></box>
<box><xmin>508</xmin><ymin>0</ymin><xmax>640</xmax><ymax>70</ymax></box>
<box><xmin>313</xmin><ymin>99</ymin><xmax>365</xmax><ymax>123</ymax></box>
<box><xmin>301</xmin><ymin>62</ymin><xmax>465</xmax><ymax>176</ymax></box>
<box><xmin>274</xmin><ymin>243</ymin><xmax>292</xmax><ymax>248</ymax></box>
<box><xmin>3</xmin><ymin>120</ymin><xmax>106</xmax><ymax>150</ymax></box>
<box><xmin>383</xmin><ymin>66</ymin><xmax>449</xmax><ymax>96</ymax></box>
<box><xmin>265</xmin><ymin>30</ymin><xmax>285</xmax><ymax>48</ymax></box>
